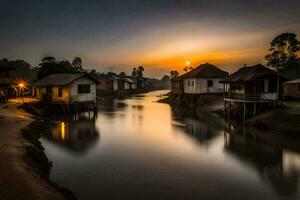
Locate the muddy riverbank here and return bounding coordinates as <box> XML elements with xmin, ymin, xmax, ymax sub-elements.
<box><xmin>159</xmin><ymin>93</ymin><xmax>300</xmax><ymax>137</ymax></box>
<box><xmin>0</xmin><ymin>100</ymin><xmax>75</xmax><ymax>200</ymax></box>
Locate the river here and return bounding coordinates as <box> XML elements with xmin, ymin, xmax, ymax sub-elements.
<box><xmin>39</xmin><ymin>90</ymin><xmax>300</xmax><ymax>200</ymax></box>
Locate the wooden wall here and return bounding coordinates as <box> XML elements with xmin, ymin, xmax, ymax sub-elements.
<box><xmin>284</xmin><ymin>83</ymin><xmax>300</xmax><ymax>97</ymax></box>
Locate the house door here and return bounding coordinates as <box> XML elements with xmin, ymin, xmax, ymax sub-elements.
<box><xmin>255</xmin><ymin>80</ymin><xmax>265</xmax><ymax>94</ymax></box>
<box><xmin>44</xmin><ymin>87</ymin><xmax>53</xmax><ymax>102</ymax></box>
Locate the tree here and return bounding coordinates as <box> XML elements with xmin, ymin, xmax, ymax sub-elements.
<box><xmin>170</xmin><ymin>70</ymin><xmax>179</xmax><ymax>79</ymax></box>
<box><xmin>183</xmin><ymin>66</ymin><xmax>193</xmax><ymax>72</ymax></box>
<box><xmin>265</xmin><ymin>33</ymin><xmax>300</xmax><ymax>71</ymax></box>
<box><xmin>137</xmin><ymin>66</ymin><xmax>144</xmax><ymax>77</ymax></box>
<box><xmin>89</xmin><ymin>69</ymin><xmax>98</xmax><ymax>79</ymax></box>
<box><xmin>161</xmin><ymin>75</ymin><xmax>170</xmax><ymax>82</ymax></box>
<box><xmin>72</xmin><ymin>57</ymin><xmax>83</xmax><ymax>71</ymax></box>
<box><xmin>42</xmin><ymin>56</ymin><xmax>56</xmax><ymax>63</ymax></box>
<box><xmin>183</xmin><ymin>66</ymin><xmax>188</xmax><ymax>72</ymax></box>
<box><xmin>37</xmin><ymin>58</ymin><xmax>76</xmax><ymax>80</ymax></box>
<box><xmin>0</xmin><ymin>58</ymin><xmax>35</xmax><ymax>80</ymax></box>
<box><xmin>131</xmin><ymin>68</ymin><xmax>137</xmax><ymax>77</ymax></box>
<box><xmin>119</xmin><ymin>72</ymin><xmax>126</xmax><ymax>77</ymax></box>
<box><xmin>161</xmin><ymin>75</ymin><xmax>171</xmax><ymax>89</ymax></box>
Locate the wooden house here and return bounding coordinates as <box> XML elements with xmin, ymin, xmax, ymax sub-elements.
<box><xmin>171</xmin><ymin>63</ymin><xmax>228</xmax><ymax>94</ymax></box>
<box><xmin>171</xmin><ymin>77</ymin><xmax>184</xmax><ymax>94</ymax></box>
<box><xmin>97</xmin><ymin>73</ymin><xmax>139</xmax><ymax>93</ymax></box>
<box><xmin>97</xmin><ymin>73</ymin><xmax>119</xmax><ymax>92</ymax></box>
<box><xmin>222</xmin><ymin>64</ymin><xmax>286</xmax><ymax>118</ymax></box>
<box><xmin>283</xmin><ymin>78</ymin><xmax>300</xmax><ymax>99</ymax></box>
<box><xmin>122</xmin><ymin>76</ymin><xmax>136</xmax><ymax>90</ymax></box>
<box><xmin>32</xmin><ymin>73</ymin><xmax>98</xmax><ymax>106</ymax></box>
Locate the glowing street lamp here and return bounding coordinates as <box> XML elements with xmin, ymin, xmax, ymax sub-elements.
<box><xmin>18</xmin><ymin>82</ymin><xmax>25</xmax><ymax>89</ymax></box>
<box><xmin>17</xmin><ymin>80</ymin><xmax>27</xmax><ymax>101</ymax></box>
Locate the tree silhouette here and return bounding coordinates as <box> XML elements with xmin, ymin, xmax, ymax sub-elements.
<box><xmin>170</xmin><ymin>70</ymin><xmax>179</xmax><ymax>79</ymax></box>
<box><xmin>42</xmin><ymin>56</ymin><xmax>56</xmax><ymax>63</ymax></box>
<box><xmin>37</xmin><ymin>58</ymin><xmax>76</xmax><ymax>80</ymax></box>
<box><xmin>131</xmin><ymin>68</ymin><xmax>137</xmax><ymax>77</ymax></box>
<box><xmin>183</xmin><ymin>66</ymin><xmax>193</xmax><ymax>72</ymax></box>
<box><xmin>72</xmin><ymin>57</ymin><xmax>83</xmax><ymax>71</ymax></box>
<box><xmin>266</xmin><ymin>33</ymin><xmax>300</xmax><ymax>71</ymax></box>
<box><xmin>137</xmin><ymin>66</ymin><xmax>144</xmax><ymax>77</ymax></box>
<box><xmin>119</xmin><ymin>72</ymin><xmax>126</xmax><ymax>77</ymax></box>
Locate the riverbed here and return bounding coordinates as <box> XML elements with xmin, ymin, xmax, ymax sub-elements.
<box><xmin>39</xmin><ymin>90</ymin><xmax>300</xmax><ymax>200</ymax></box>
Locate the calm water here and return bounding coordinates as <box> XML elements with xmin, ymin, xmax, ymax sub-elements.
<box><xmin>40</xmin><ymin>90</ymin><xmax>300</xmax><ymax>200</ymax></box>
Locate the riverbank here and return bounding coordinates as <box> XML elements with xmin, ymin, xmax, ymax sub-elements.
<box><xmin>0</xmin><ymin>100</ymin><xmax>73</xmax><ymax>200</ymax></box>
<box><xmin>160</xmin><ymin>93</ymin><xmax>300</xmax><ymax>137</ymax></box>
<box><xmin>247</xmin><ymin>103</ymin><xmax>300</xmax><ymax>137</ymax></box>
<box><xmin>158</xmin><ymin>93</ymin><xmax>224</xmax><ymax>113</ymax></box>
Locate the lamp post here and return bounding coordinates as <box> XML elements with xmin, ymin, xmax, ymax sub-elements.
<box><xmin>17</xmin><ymin>82</ymin><xmax>26</xmax><ymax>102</ymax></box>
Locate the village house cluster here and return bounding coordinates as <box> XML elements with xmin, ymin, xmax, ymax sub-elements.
<box><xmin>171</xmin><ymin>63</ymin><xmax>298</xmax><ymax>119</ymax></box>
<box><xmin>1</xmin><ymin>61</ymin><xmax>300</xmax><ymax>119</ymax></box>
<box><xmin>97</xmin><ymin>72</ymin><xmax>145</xmax><ymax>92</ymax></box>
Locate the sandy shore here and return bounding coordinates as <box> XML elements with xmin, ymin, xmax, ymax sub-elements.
<box><xmin>0</xmin><ymin>100</ymin><xmax>65</xmax><ymax>200</ymax></box>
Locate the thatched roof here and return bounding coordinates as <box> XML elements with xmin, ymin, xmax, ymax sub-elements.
<box><xmin>222</xmin><ymin>64</ymin><xmax>283</xmax><ymax>83</ymax></box>
<box><xmin>173</xmin><ymin>63</ymin><xmax>228</xmax><ymax>81</ymax></box>
<box><xmin>32</xmin><ymin>73</ymin><xmax>98</xmax><ymax>87</ymax></box>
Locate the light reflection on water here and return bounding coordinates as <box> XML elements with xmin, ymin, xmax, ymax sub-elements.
<box><xmin>40</xmin><ymin>90</ymin><xmax>300</xmax><ymax>200</ymax></box>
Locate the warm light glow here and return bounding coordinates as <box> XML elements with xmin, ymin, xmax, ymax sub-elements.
<box><xmin>185</xmin><ymin>60</ymin><xmax>191</xmax><ymax>66</ymax></box>
<box><xmin>18</xmin><ymin>83</ymin><xmax>25</xmax><ymax>88</ymax></box>
<box><xmin>61</xmin><ymin>122</ymin><xmax>66</xmax><ymax>140</ymax></box>
<box><xmin>16</xmin><ymin>80</ymin><xmax>27</xmax><ymax>90</ymax></box>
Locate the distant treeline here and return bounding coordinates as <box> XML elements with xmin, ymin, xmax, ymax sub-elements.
<box><xmin>0</xmin><ymin>57</ymin><xmax>172</xmax><ymax>89</ymax></box>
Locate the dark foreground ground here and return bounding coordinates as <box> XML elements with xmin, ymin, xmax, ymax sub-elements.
<box><xmin>0</xmin><ymin>100</ymin><xmax>68</xmax><ymax>200</ymax></box>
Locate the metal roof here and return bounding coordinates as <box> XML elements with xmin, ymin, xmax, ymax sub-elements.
<box><xmin>222</xmin><ymin>64</ymin><xmax>282</xmax><ymax>83</ymax></box>
<box><xmin>173</xmin><ymin>63</ymin><xmax>228</xmax><ymax>81</ymax></box>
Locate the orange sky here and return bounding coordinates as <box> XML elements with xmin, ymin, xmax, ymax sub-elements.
<box><xmin>1</xmin><ymin>0</ymin><xmax>300</xmax><ymax>77</ymax></box>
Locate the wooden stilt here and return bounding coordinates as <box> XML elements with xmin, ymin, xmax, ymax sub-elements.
<box><xmin>253</xmin><ymin>103</ymin><xmax>256</xmax><ymax>116</ymax></box>
<box><xmin>243</xmin><ymin>102</ymin><xmax>246</xmax><ymax>120</ymax></box>
<box><xmin>228</xmin><ymin>101</ymin><xmax>231</xmax><ymax>119</ymax></box>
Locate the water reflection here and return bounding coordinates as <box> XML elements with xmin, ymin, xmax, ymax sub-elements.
<box><xmin>42</xmin><ymin>113</ymin><xmax>100</xmax><ymax>154</ymax></box>
<box><xmin>224</xmin><ymin>121</ymin><xmax>300</xmax><ymax>197</ymax></box>
<box><xmin>39</xmin><ymin>91</ymin><xmax>300</xmax><ymax>200</ymax></box>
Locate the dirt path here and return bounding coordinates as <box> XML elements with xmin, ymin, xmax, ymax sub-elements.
<box><xmin>0</xmin><ymin>100</ymin><xmax>65</xmax><ymax>200</ymax></box>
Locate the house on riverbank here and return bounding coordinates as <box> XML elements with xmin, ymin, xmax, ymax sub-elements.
<box><xmin>171</xmin><ymin>63</ymin><xmax>228</xmax><ymax>94</ymax></box>
<box><xmin>283</xmin><ymin>78</ymin><xmax>300</xmax><ymax>99</ymax></box>
<box><xmin>222</xmin><ymin>64</ymin><xmax>287</xmax><ymax>118</ymax></box>
<box><xmin>32</xmin><ymin>73</ymin><xmax>98</xmax><ymax>107</ymax></box>
<box><xmin>123</xmin><ymin>76</ymin><xmax>136</xmax><ymax>90</ymax></box>
<box><xmin>97</xmin><ymin>73</ymin><xmax>121</xmax><ymax>92</ymax></box>
<box><xmin>97</xmin><ymin>73</ymin><xmax>138</xmax><ymax>93</ymax></box>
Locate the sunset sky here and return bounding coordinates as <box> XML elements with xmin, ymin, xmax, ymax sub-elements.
<box><xmin>1</xmin><ymin>0</ymin><xmax>300</xmax><ymax>77</ymax></box>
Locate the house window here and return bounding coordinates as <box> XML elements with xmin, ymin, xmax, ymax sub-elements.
<box><xmin>58</xmin><ymin>87</ymin><xmax>63</xmax><ymax>97</ymax></box>
<box><xmin>78</xmin><ymin>84</ymin><xmax>91</xmax><ymax>94</ymax></box>
<box><xmin>297</xmin><ymin>83</ymin><xmax>300</xmax><ymax>92</ymax></box>
<box><xmin>191</xmin><ymin>81</ymin><xmax>194</xmax><ymax>87</ymax></box>
<box><xmin>188</xmin><ymin>80</ymin><xmax>190</xmax><ymax>86</ymax></box>
<box><xmin>207</xmin><ymin>80</ymin><xmax>213</xmax><ymax>87</ymax></box>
